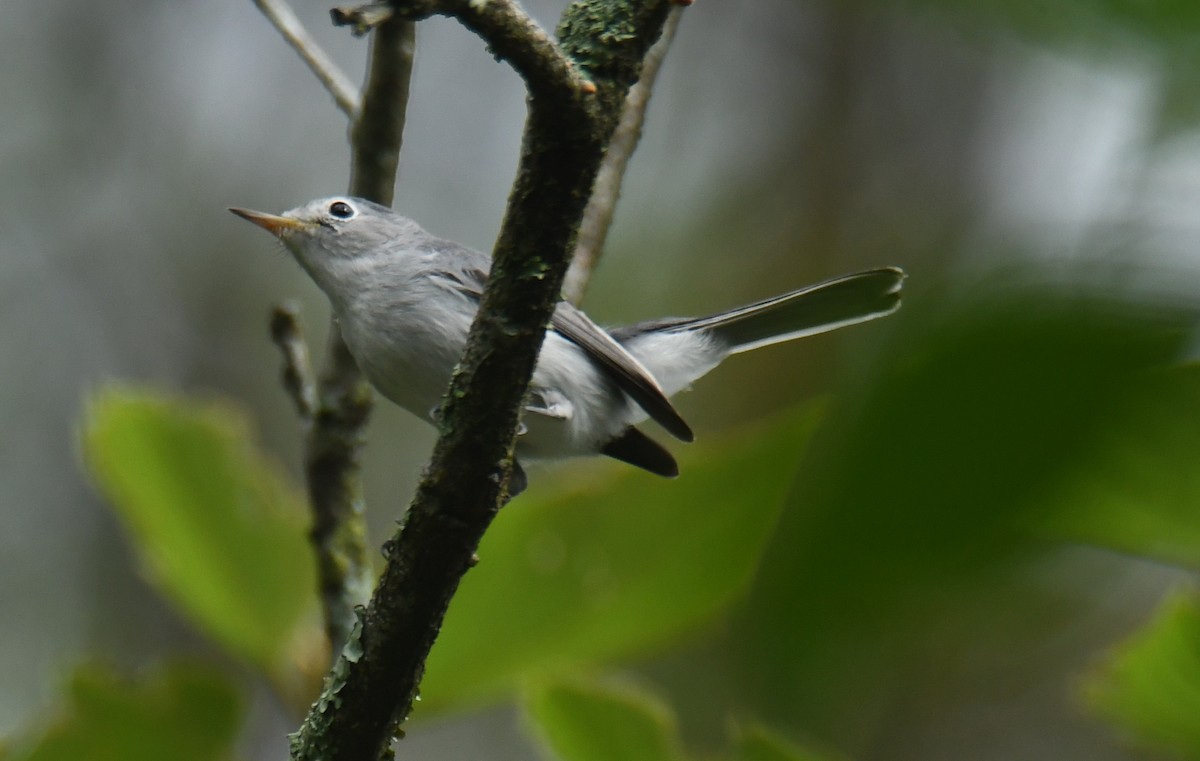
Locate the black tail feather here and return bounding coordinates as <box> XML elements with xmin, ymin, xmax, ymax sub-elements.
<box><xmin>601</xmin><ymin>427</ymin><xmax>679</xmax><ymax>477</ymax></box>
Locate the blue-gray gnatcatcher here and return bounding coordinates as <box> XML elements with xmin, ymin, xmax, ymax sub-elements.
<box><xmin>231</xmin><ymin>197</ymin><xmax>904</xmax><ymax>493</ymax></box>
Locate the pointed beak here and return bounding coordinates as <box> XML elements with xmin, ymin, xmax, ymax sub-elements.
<box><xmin>228</xmin><ymin>207</ymin><xmax>311</xmax><ymax>236</ymax></box>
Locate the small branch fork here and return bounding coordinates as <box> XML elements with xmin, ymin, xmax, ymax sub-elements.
<box><xmin>251</xmin><ymin>0</ymin><xmax>688</xmax><ymax>759</ymax></box>
<box><xmin>331</xmin><ymin>2</ymin><xmax>394</xmax><ymax>36</ymax></box>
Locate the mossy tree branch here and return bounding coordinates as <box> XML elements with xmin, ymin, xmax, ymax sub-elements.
<box><xmin>288</xmin><ymin>1</ymin><xmax>679</xmax><ymax>759</ymax></box>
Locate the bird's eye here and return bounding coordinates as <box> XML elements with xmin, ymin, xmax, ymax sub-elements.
<box><xmin>329</xmin><ymin>201</ymin><xmax>355</xmax><ymax>219</ymax></box>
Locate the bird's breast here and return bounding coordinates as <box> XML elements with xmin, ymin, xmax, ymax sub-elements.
<box><xmin>338</xmin><ymin>285</ymin><xmax>474</xmax><ymax>420</ymax></box>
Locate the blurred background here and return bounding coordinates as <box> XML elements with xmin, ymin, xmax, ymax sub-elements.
<box><xmin>4</xmin><ymin>1</ymin><xmax>1200</xmax><ymax>759</ymax></box>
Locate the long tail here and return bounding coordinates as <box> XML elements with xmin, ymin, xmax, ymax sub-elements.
<box><xmin>700</xmin><ymin>266</ymin><xmax>904</xmax><ymax>352</ymax></box>
<box><xmin>601</xmin><ymin>267</ymin><xmax>904</xmax><ymax>476</ymax></box>
<box><xmin>617</xmin><ymin>267</ymin><xmax>905</xmax><ymax>354</ymax></box>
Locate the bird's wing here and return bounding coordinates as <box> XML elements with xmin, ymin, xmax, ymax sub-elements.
<box><xmin>424</xmin><ymin>241</ymin><xmax>495</xmax><ymax>295</ymax></box>
<box><xmin>549</xmin><ymin>301</ymin><xmax>693</xmax><ymax>441</ymax></box>
<box><xmin>431</xmin><ymin>254</ymin><xmax>693</xmax><ymax>442</ymax></box>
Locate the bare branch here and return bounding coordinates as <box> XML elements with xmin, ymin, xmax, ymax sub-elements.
<box><xmin>253</xmin><ymin>0</ymin><xmax>361</xmax><ymax>117</ymax></box>
<box><xmin>300</xmin><ymin>13</ymin><xmax>415</xmax><ymax>660</ymax></box>
<box><xmin>350</xmin><ymin>18</ymin><xmax>415</xmax><ymax>203</ymax></box>
<box><xmin>259</xmin><ymin>7</ymin><xmax>413</xmax><ymax>661</ymax></box>
<box><xmin>270</xmin><ymin>301</ymin><xmax>373</xmax><ymax>661</ymax></box>
<box><xmin>375</xmin><ymin>0</ymin><xmax>595</xmax><ymax>103</ymax></box>
<box><xmin>288</xmin><ymin>2</ymin><xmax>678</xmax><ymax>759</ymax></box>
<box><xmin>564</xmin><ymin>6</ymin><xmax>684</xmax><ymax>304</ymax></box>
<box><xmin>269</xmin><ymin>303</ymin><xmax>318</xmax><ymax>420</ymax></box>
<box><xmin>331</xmin><ymin>2</ymin><xmax>394</xmax><ymax>36</ymax></box>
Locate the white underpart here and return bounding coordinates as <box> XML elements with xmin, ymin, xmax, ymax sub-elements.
<box><xmin>622</xmin><ymin>329</ymin><xmax>725</xmax><ymax>396</ymax></box>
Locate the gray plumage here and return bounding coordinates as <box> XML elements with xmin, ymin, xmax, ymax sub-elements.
<box><xmin>230</xmin><ymin>196</ymin><xmax>905</xmax><ymax>490</ymax></box>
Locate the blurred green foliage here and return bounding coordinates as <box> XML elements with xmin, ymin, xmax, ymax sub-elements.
<box><xmin>905</xmin><ymin>0</ymin><xmax>1200</xmax><ymax>40</ymax></box>
<box><xmin>422</xmin><ymin>406</ymin><xmax>821</xmax><ymax>709</ymax></box>
<box><xmin>525</xmin><ymin>676</ymin><xmax>686</xmax><ymax>761</ymax></box>
<box><xmin>82</xmin><ymin>390</ymin><xmax>318</xmax><ymax>681</ymax></box>
<box><xmin>1038</xmin><ymin>364</ymin><xmax>1200</xmax><ymax>570</ymax></box>
<box><xmin>0</xmin><ymin>662</ymin><xmax>241</xmax><ymax>761</ymax></box>
<box><xmin>1087</xmin><ymin>592</ymin><xmax>1200</xmax><ymax>759</ymax></box>
<box><xmin>734</xmin><ymin>723</ymin><xmax>841</xmax><ymax>761</ymax></box>
<box><xmin>734</xmin><ymin>285</ymin><xmax>1199</xmax><ymax>748</ymax></box>
<box><xmin>523</xmin><ymin>675</ymin><xmax>837</xmax><ymax>761</ymax></box>
<box><xmin>882</xmin><ymin>0</ymin><xmax>1200</xmax><ymax>134</ymax></box>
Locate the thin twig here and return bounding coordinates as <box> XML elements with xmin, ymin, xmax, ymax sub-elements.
<box><xmin>255</xmin><ymin>0</ymin><xmax>414</xmax><ymax>662</ymax></box>
<box><xmin>269</xmin><ymin>304</ymin><xmax>318</xmax><ymax>420</ymax></box>
<box><xmin>563</xmin><ymin>6</ymin><xmax>684</xmax><ymax>304</ymax></box>
<box><xmin>253</xmin><ymin>0</ymin><xmax>362</xmax><ymax>117</ymax></box>
<box><xmin>303</xmin><ymin>13</ymin><xmax>416</xmax><ymax>660</ymax></box>
<box><xmin>288</xmin><ymin>2</ymin><xmax>677</xmax><ymax>759</ymax></box>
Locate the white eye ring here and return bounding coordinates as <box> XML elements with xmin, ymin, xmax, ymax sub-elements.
<box><xmin>328</xmin><ymin>200</ymin><xmax>356</xmax><ymax>219</ymax></box>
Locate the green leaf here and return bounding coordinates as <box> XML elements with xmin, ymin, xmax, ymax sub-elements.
<box><xmin>524</xmin><ymin>675</ymin><xmax>685</xmax><ymax>761</ymax></box>
<box><xmin>82</xmin><ymin>387</ymin><xmax>317</xmax><ymax>675</ymax></box>
<box><xmin>735</xmin><ymin>723</ymin><xmax>842</xmax><ymax>761</ymax></box>
<box><xmin>5</xmin><ymin>661</ymin><xmax>242</xmax><ymax>761</ymax></box>
<box><xmin>420</xmin><ymin>406</ymin><xmax>822</xmax><ymax>710</ymax></box>
<box><xmin>735</xmin><ymin>287</ymin><xmax>1195</xmax><ymax>738</ymax></box>
<box><xmin>1086</xmin><ymin>591</ymin><xmax>1200</xmax><ymax>759</ymax></box>
<box><xmin>1038</xmin><ymin>364</ymin><xmax>1200</xmax><ymax>570</ymax></box>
